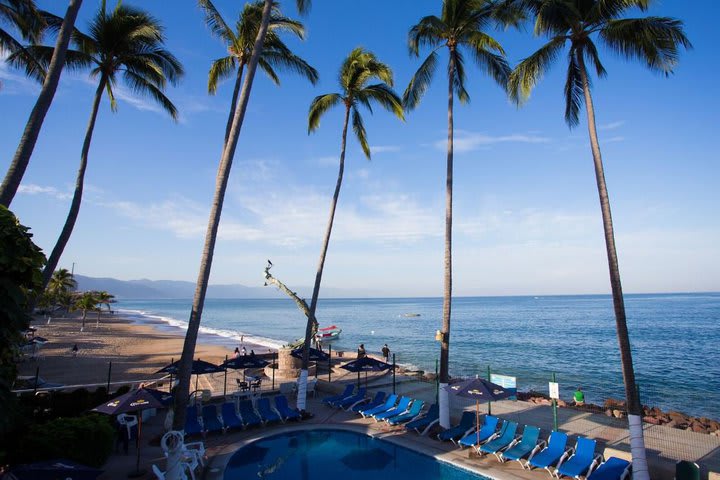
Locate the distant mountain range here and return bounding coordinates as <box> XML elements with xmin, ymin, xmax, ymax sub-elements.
<box><xmin>73</xmin><ymin>274</ymin><xmax>372</xmax><ymax>299</ymax></box>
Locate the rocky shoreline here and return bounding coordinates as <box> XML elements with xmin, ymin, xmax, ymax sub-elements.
<box><xmin>518</xmin><ymin>391</ymin><xmax>720</xmax><ymax>436</ymax></box>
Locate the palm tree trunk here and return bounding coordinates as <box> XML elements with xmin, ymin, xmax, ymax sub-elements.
<box><xmin>171</xmin><ymin>0</ymin><xmax>273</xmax><ymax>435</ymax></box>
<box><xmin>40</xmin><ymin>76</ymin><xmax>106</xmax><ymax>292</ymax></box>
<box><xmin>577</xmin><ymin>54</ymin><xmax>649</xmax><ymax>480</ymax></box>
<box><xmin>297</xmin><ymin>104</ymin><xmax>351</xmax><ymax>411</ymax></box>
<box><xmin>0</xmin><ymin>0</ymin><xmax>84</xmax><ymax>207</ymax></box>
<box><xmin>439</xmin><ymin>50</ymin><xmax>455</xmax><ymax>429</ymax></box>
<box><xmin>224</xmin><ymin>63</ymin><xmax>246</xmax><ymax>144</ymax></box>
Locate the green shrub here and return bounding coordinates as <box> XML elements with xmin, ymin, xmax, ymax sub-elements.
<box><xmin>20</xmin><ymin>415</ymin><xmax>114</xmax><ymax>467</ymax></box>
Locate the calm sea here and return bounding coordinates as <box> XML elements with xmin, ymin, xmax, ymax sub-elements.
<box><xmin>117</xmin><ymin>293</ymin><xmax>720</xmax><ymax>420</ymax></box>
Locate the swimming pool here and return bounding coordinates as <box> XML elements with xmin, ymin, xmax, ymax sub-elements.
<box><xmin>223</xmin><ymin>428</ymin><xmax>492</xmax><ymax>480</ymax></box>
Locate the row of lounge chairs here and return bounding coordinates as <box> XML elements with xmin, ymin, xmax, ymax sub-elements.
<box><xmin>320</xmin><ymin>387</ymin><xmax>630</xmax><ymax>480</ymax></box>
<box><xmin>436</xmin><ymin>412</ymin><xmax>631</xmax><ymax>480</ymax></box>
<box><xmin>183</xmin><ymin>394</ymin><xmax>302</xmax><ymax>436</ymax></box>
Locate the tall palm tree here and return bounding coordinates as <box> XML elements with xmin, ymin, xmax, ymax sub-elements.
<box><xmin>29</xmin><ymin>1</ymin><xmax>183</xmax><ymax>293</ymax></box>
<box><xmin>47</xmin><ymin>268</ymin><xmax>76</xmax><ymax>313</ymax></box>
<box><xmin>403</xmin><ymin>0</ymin><xmax>512</xmax><ymax>428</ymax></box>
<box><xmin>72</xmin><ymin>290</ymin><xmax>99</xmax><ymax>331</ymax></box>
<box><xmin>171</xmin><ymin>0</ymin><xmax>312</xmax><ymax>440</ymax></box>
<box><xmin>506</xmin><ymin>1</ymin><xmax>690</xmax><ymax>477</ymax></box>
<box><xmin>298</xmin><ymin>47</ymin><xmax>404</xmax><ymax>410</ymax></box>
<box><xmin>200</xmin><ymin>0</ymin><xmax>317</xmax><ymax>143</ymax></box>
<box><xmin>0</xmin><ymin>0</ymin><xmax>43</xmax><ymax>87</ymax></box>
<box><xmin>0</xmin><ymin>0</ymin><xmax>84</xmax><ymax>207</ymax></box>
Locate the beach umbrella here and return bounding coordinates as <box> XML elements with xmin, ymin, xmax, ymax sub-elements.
<box><xmin>290</xmin><ymin>347</ymin><xmax>330</xmax><ymax>362</ymax></box>
<box><xmin>340</xmin><ymin>356</ymin><xmax>395</xmax><ymax>387</ymax></box>
<box><xmin>92</xmin><ymin>388</ymin><xmax>163</xmax><ymax>477</ymax></box>
<box><xmin>8</xmin><ymin>459</ymin><xmax>102</xmax><ymax>480</ymax></box>
<box><xmin>443</xmin><ymin>378</ymin><xmax>514</xmax><ymax>446</ymax></box>
<box><xmin>155</xmin><ymin>358</ymin><xmax>224</xmax><ymax>393</ymax></box>
<box><xmin>220</xmin><ymin>356</ymin><xmax>269</xmax><ymax>394</ymax></box>
<box><xmin>142</xmin><ymin>387</ymin><xmax>174</xmax><ymax>406</ymax></box>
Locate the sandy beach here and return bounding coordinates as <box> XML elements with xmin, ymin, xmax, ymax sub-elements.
<box><xmin>17</xmin><ymin>312</ymin><xmax>272</xmax><ymax>391</ymax></box>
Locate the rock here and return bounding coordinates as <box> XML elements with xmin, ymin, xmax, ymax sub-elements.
<box><xmin>710</xmin><ymin>430</ymin><xmax>720</xmax><ymax>437</ymax></box>
<box><xmin>557</xmin><ymin>399</ymin><xmax>567</xmax><ymax>408</ymax></box>
<box><xmin>605</xmin><ymin>409</ymin><xmax>614</xmax><ymax>417</ymax></box>
<box><xmin>604</xmin><ymin>398</ymin><xmax>625</xmax><ymax>410</ymax></box>
<box><xmin>668</xmin><ymin>411</ymin><xmax>689</xmax><ymax>424</ymax></box>
<box><xmin>643</xmin><ymin>416</ymin><xmax>662</xmax><ymax>425</ymax></box>
<box><xmin>613</xmin><ymin>409</ymin><xmax>625</xmax><ymax>419</ymax></box>
<box><xmin>690</xmin><ymin>422</ymin><xmax>708</xmax><ymax>434</ymax></box>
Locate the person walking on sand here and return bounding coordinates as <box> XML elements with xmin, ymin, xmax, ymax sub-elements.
<box><xmin>382</xmin><ymin>344</ymin><xmax>390</xmax><ymax>363</ymax></box>
<box><xmin>357</xmin><ymin>344</ymin><xmax>366</xmax><ymax>358</ymax></box>
<box><xmin>233</xmin><ymin>347</ymin><xmax>240</xmax><ymax>358</ymax></box>
<box><xmin>71</xmin><ymin>344</ymin><xmax>78</xmax><ymax>357</ymax></box>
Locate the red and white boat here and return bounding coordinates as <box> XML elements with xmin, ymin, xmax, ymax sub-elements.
<box><xmin>315</xmin><ymin>325</ymin><xmax>342</xmax><ymax>342</ymax></box>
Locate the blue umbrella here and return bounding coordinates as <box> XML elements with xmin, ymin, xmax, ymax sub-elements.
<box><xmin>444</xmin><ymin>377</ymin><xmax>514</xmax><ymax>445</ymax></box>
<box><xmin>291</xmin><ymin>347</ymin><xmax>330</xmax><ymax>362</ymax></box>
<box><xmin>340</xmin><ymin>356</ymin><xmax>395</xmax><ymax>387</ymax></box>
<box><xmin>8</xmin><ymin>459</ymin><xmax>102</xmax><ymax>480</ymax></box>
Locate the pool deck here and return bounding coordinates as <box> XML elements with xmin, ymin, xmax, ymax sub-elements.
<box><xmin>97</xmin><ymin>376</ymin><xmax>720</xmax><ymax>479</ymax></box>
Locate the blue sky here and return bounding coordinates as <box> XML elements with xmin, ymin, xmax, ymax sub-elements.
<box><xmin>1</xmin><ymin>1</ymin><xmax>718</xmax><ymax>297</ymax></box>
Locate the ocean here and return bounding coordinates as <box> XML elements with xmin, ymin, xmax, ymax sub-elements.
<box><xmin>116</xmin><ymin>293</ymin><xmax>720</xmax><ymax>420</ymax></box>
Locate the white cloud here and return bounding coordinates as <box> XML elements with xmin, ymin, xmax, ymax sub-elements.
<box><xmin>599</xmin><ymin>121</ymin><xmax>625</xmax><ymax>131</ymax></box>
<box><xmin>434</xmin><ymin>131</ymin><xmax>551</xmax><ymax>153</ymax></box>
<box><xmin>0</xmin><ymin>51</ymin><xmax>40</xmax><ymax>96</ymax></box>
<box><xmin>18</xmin><ymin>184</ymin><xmax>72</xmax><ymax>200</ymax></box>
<box><xmin>604</xmin><ymin>136</ymin><xmax>625</xmax><ymax>143</ymax></box>
<box><xmin>370</xmin><ymin>145</ymin><xmax>402</xmax><ymax>154</ymax></box>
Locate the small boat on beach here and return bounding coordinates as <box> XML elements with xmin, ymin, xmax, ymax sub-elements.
<box><xmin>402</xmin><ymin>313</ymin><xmax>421</xmax><ymax>317</ymax></box>
<box><xmin>315</xmin><ymin>325</ymin><xmax>341</xmax><ymax>342</ymax></box>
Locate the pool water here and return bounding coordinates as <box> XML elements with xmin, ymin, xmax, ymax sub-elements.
<box><xmin>223</xmin><ymin>429</ymin><xmax>492</xmax><ymax>480</ymax></box>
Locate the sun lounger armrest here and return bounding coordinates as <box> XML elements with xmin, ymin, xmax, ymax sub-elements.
<box><xmin>587</xmin><ymin>454</ymin><xmax>603</xmax><ymax>474</ymax></box>
<box><xmin>420</xmin><ymin>419</ymin><xmax>439</xmax><ymax>436</ymax></box>
<box><xmin>620</xmin><ymin>464</ymin><xmax>632</xmax><ymax>480</ymax></box>
<box><xmin>462</xmin><ymin>426</ymin><xmax>476</xmax><ymax>437</ymax></box>
<box><xmin>505</xmin><ymin>435</ymin><xmax>522</xmax><ymax>450</ymax></box>
<box><xmin>556</xmin><ymin>448</ymin><xmax>574</xmax><ymax>469</ymax></box>
<box><xmin>526</xmin><ymin>441</ymin><xmax>546</xmax><ymax>462</ymax></box>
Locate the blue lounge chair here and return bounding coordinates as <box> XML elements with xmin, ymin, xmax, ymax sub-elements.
<box><xmin>359</xmin><ymin>394</ymin><xmax>397</xmax><ymax>418</ymax></box>
<box><xmin>587</xmin><ymin>457</ymin><xmax>631</xmax><ymax>480</ymax></box>
<box><xmin>184</xmin><ymin>405</ymin><xmax>202</xmax><ymax>437</ymax></box>
<box><xmin>405</xmin><ymin>404</ymin><xmax>439</xmax><ymax>435</ymax></box>
<box><xmin>457</xmin><ymin>415</ymin><xmax>500</xmax><ymax>448</ymax></box>
<box><xmin>257</xmin><ymin>397</ymin><xmax>282</xmax><ymax>424</ymax></box>
<box><xmin>221</xmin><ymin>402</ymin><xmax>243</xmax><ymax>431</ymax></box>
<box><xmin>274</xmin><ymin>394</ymin><xmax>301</xmax><ymax>421</ymax></box>
<box><xmin>556</xmin><ymin>437</ymin><xmax>601</xmax><ymax>478</ymax></box>
<box><xmin>387</xmin><ymin>400</ymin><xmax>425</xmax><ymax>425</ymax></box>
<box><xmin>238</xmin><ymin>399</ymin><xmax>262</xmax><ymax>427</ymax></box>
<box><xmin>437</xmin><ymin>411</ymin><xmax>476</xmax><ymax>442</ymax></box>
<box><xmin>479</xmin><ymin>420</ymin><xmax>519</xmax><ymax>459</ymax></box>
<box><xmin>500</xmin><ymin>425</ymin><xmax>542</xmax><ymax>464</ymax></box>
<box><xmin>331</xmin><ymin>387</ymin><xmax>367</xmax><ymax>409</ymax></box>
<box><xmin>373</xmin><ymin>396</ymin><xmax>412</xmax><ymax>422</ymax></box>
<box><xmin>527</xmin><ymin>431</ymin><xmax>569</xmax><ymax>472</ymax></box>
<box><xmin>351</xmin><ymin>391</ymin><xmax>385</xmax><ymax>412</ymax></box>
<box><xmin>322</xmin><ymin>384</ymin><xmax>354</xmax><ymax>406</ymax></box>
<box><xmin>201</xmin><ymin>404</ymin><xmax>223</xmax><ymax>434</ymax></box>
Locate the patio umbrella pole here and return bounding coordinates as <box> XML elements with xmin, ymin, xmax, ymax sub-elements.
<box><xmin>169</xmin><ymin>357</ymin><xmax>173</xmax><ymax>393</ymax></box>
<box><xmin>106</xmin><ymin>361</ymin><xmax>112</xmax><ymax>395</ymax></box>
<box><xmin>223</xmin><ymin>355</ymin><xmax>228</xmax><ymax>397</ymax></box>
<box><xmin>393</xmin><ymin>353</ymin><xmax>396</xmax><ymax>394</ymax></box>
<box><xmin>130</xmin><ymin>413</ymin><xmax>143</xmax><ymax>477</ymax></box>
<box><xmin>272</xmin><ymin>351</ymin><xmax>276</xmax><ymax>390</ymax></box>
<box><xmin>328</xmin><ymin>345</ymin><xmax>332</xmax><ymax>382</ymax></box>
<box><xmin>476</xmin><ymin>400</ymin><xmax>480</xmax><ymax>445</ymax></box>
<box><xmin>487</xmin><ymin>365</ymin><xmax>492</xmax><ymax>415</ymax></box>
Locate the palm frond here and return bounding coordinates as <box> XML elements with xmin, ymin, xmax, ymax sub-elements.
<box><xmin>5</xmin><ymin>45</ymin><xmax>47</xmax><ymax>84</ymax></box>
<box><xmin>600</xmin><ymin>16</ymin><xmax>692</xmax><ymax>75</ymax></box>
<box><xmin>207</xmin><ymin>56</ymin><xmax>236</xmax><ymax>94</ymax></box>
<box><xmin>351</xmin><ymin>107</ymin><xmax>371</xmax><ymax>159</ymax></box>
<box><xmin>295</xmin><ymin>0</ymin><xmax>311</xmax><ymax>15</ymax></box>
<box><xmin>564</xmin><ymin>48</ymin><xmax>584</xmax><ymax>127</ymax></box>
<box><xmin>403</xmin><ymin>49</ymin><xmax>439</xmax><ymax>110</ymax></box>
<box><xmin>308</xmin><ymin>93</ymin><xmax>343</xmax><ymax>133</ymax></box>
<box><xmin>582</xmin><ymin>38</ymin><xmax>607</xmax><ymax>77</ymax></box>
<box><xmin>534</xmin><ymin>0</ymin><xmax>579</xmax><ymax>36</ymax></box>
<box><xmin>123</xmin><ymin>70</ymin><xmax>180</xmax><ymax>120</ymax></box>
<box><xmin>451</xmin><ymin>50</ymin><xmax>470</xmax><ymax>104</ymax></box>
<box><xmin>0</xmin><ymin>27</ymin><xmax>24</xmax><ymax>56</ymax></box>
<box><xmin>408</xmin><ymin>15</ymin><xmax>446</xmax><ymax>56</ymax></box>
<box><xmin>359</xmin><ymin>83</ymin><xmax>404</xmax><ymax>120</ymax></box>
<box><xmin>198</xmin><ymin>0</ymin><xmax>236</xmax><ymax>43</ymax></box>
<box><xmin>508</xmin><ymin>36</ymin><xmax>565</xmax><ymax>104</ymax></box>
<box><xmin>261</xmin><ymin>49</ymin><xmax>319</xmax><ymax>85</ymax></box>
<box><xmin>589</xmin><ymin>0</ymin><xmax>650</xmax><ymax>23</ymax></box>
<box><xmin>105</xmin><ymin>76</ymin><xmax>118</xmax><ymax>112</ymax></box>
<box><xmin>258</xmin><ymin>57</ymin><xmax>280</xmax><ymax>85</ymax></box>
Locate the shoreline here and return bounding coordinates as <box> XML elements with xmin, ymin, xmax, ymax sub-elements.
<box><xmin>18</xmin><ymin>311</ymin><xmax>273</xmax><ymax>388</ymax></box>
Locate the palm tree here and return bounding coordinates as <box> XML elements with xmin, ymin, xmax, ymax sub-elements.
<box><xmin>72</xmin><ymin>290</ymin><xmax>99</xmax><ymax>331</ymax></box>
<box><xmin>171</xmin><ymin>0</ymin><xmax>312</xmax><ymax>439</ymax></box>
<box><xmin>403</xmin><ymin>0</ymin><xmax>512</xmax><ymax>428</ymax></box>
<box><xmin>200</xmin><ymin>0</ymin><xmax>317</xmax><ymax>143</ymax></box>
<box><xmin>0</xmin><ymin>0</ymin><xmax>43</xmax><ymax>88</ymax></box>
<box><xmin>297</xmin><ymin>47</ymin><xmax>404</xmax><ymax>410</ymax></box>
<box><xmin>28</xmin><ymin>1</ymin><xmax>183</xmax><ymax>293</ymax></box>
<box><xmin>506</xmin><ymin>1</ymin><xmax>690</xmax><ymax>477</ymax></box>
<box><xmin>48</xmin><ymin>268</ymin><xmax>76</xmax><ymax>297</ymax></box>
<box><xmin>0</xmin><ymin>0</ymin><xmax>84</xmax><ymax>207</ymax></box>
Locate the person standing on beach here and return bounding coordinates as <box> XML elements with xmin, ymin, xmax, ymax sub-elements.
<box><xmin>574</xmin><ymin>386</ymin><xmax>585</xmax><ymax>406</ymax></box>
<box><xmin>241</xmin><ymin>346</ymin><xmax>247</xmax><ymax>356</ymax></box>
<box><xmin>382</xmin><ymin>344</ymin><xmax>390</xmax><ymax>363</ymax></box>
<box><xmin>233</xmin><ymin>347</ymin><xmax>240</xmax><ymax>358</ymax></box>
<box><xmin>357</xmin><ymin>344</ymin><xmax>366</xmax><ymax>358</ymax></box>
